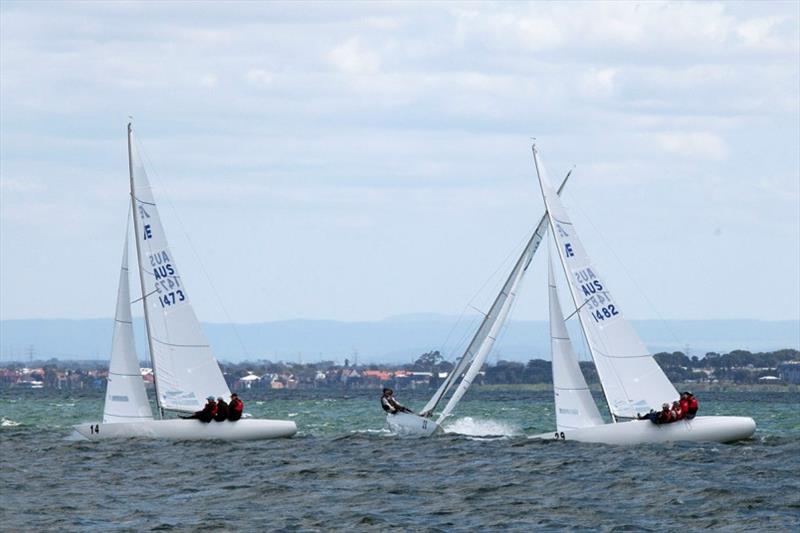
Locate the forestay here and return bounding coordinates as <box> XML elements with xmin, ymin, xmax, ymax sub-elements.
<box><xmin>533</xmin><ymin>145</ymin><xmax>678</xmax><ymax>419</ymax></box>
<box><xmin>548</xmin><ymin>251</ymin><xmax>604</xmax><ymax>431</ymax></box>
<box><xmin>103</xmin><ymin>221</ymin><xmax>153</xmax><ymax>423</ymax></box>
<box><xmin>129</xmin><ymin>129</ymin><xmax>230</xmax><ymax>412</ymax></box>
<box><xmin>420</xmin><ymin>171</ymin><xmax>571</xmax><ymax>419</ymax></box>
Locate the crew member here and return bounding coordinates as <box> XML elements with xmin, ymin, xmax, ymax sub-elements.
<box><xmin>657</xmin><ymin>403</ymin><xmax>673</xmax><ymax>424</ymax></box>
<box><xmin>380</xmin><ymin>388</ymin><xmax>413</xmax><ymax>415</ymax></box>
<box><xmin>181</xmin><ymin>396</ymin><xmax>217</xmax><ymax>423</ymax></box>
<box><xmin>214</xmin><ymin>396</ymin><xmax>229</xmax><ymax>422</ymax></box>
<box><xmin>228</xmin><ymin>393</ymin><xmax>244</xmax><ymax>421</ymax></box>
<box><xmin>671</xmin><ymin>400</ymin><xmax>684</xmax><ymax>421</ymax></box>
<box><xmin>679</xmin><ymin>392</ymin><xmax>690</xmax><ymax>419</ymax></box>
<box><xmin>685</xmin><ymin>392</ymin><xmax>699</xmax><ymax>419</ymax></box>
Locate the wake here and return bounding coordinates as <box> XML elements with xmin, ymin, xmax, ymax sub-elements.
<box><xmin>442</xmin><ymin>416</ymin><xmax>520</xmax><ymax>438</ymax></box>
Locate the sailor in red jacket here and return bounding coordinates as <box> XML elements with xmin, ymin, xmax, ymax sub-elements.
<box><xmin>181</xmin><ymin>396</ymin><xmax>217</xmax><ymax>423</ymax></box>
<box><xmin>685</xmin><ymin>392</ymin><xmax>699</xmax><ymax>419</ymax></box>
<box><xmin>228</xmin><ymin>393</ymin><xmax>244</xmax><ymax>422</ymax></box>
<box><xmin>679</xmin><ymin>393</ymin><xmax>690</xmax><ymax>418</ymax></box>
<box><xmin>657</xmin><ymin>403</ymin><xmax>673</xmax><ymax>424</ymax></box>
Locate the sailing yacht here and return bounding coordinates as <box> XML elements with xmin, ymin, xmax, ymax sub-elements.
<box><xmin>387</xmin><ymin>172</ymin><xmax>570</xmax><ymax>436</ymax></box>
<box><xmin>73</xmin><ymin>124</ymin><xmax>296</xmax><ymax>441</ymax></box>
<box><xmin>531</xmin><ymin>144</ymin><xmax>755</xmax><ymax>444</ymax></box>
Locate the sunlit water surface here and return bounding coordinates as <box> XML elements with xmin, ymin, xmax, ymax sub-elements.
<box><xmin>1</xmin><ymin>389</ymin><xmax>798</xmax><ymax>531</ymax></box>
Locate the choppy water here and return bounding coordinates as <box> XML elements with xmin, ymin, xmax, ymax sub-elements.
<box><xmin>1</xmin><ymin>388</ymin><xmax>798</xmax><ymax>531</ymax></box>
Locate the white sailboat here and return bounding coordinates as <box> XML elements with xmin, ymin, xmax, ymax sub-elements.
<box><xmin>73</xmin><ymin>124</ymin><xmax>297</xmax><ymax>441</ymax></box>
<box><xmin>387</xmin><ymin>172</ymin><xmax>570</xmax><ymax>436</ymax></box>
<box><xmin>531</xmin><ymin>144</ymin><xmax>755</xmax><ymax>444</ymax></box>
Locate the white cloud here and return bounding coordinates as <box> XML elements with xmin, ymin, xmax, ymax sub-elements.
<box><xmin>200</xmin><ymin>73</ymin><xmax>218</xmax><ymax>88</ymax></box>
<box><xmin>327</xmin><ymin>36</ymin><xmax>380</xmax><ymax>74</ymax></box>
<box><xmin>244</xmin><ymin>68</ymin><xmax>273</xmax><ymax>87</ymax></box>
<box><xmin>654</xmin><ymin>132</ymin><xmax>729</xmax><ymax>161</ymax></box>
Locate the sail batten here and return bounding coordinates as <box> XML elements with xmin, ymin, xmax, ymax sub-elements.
<box><xmin>534</xmin><ymin>145</ymin><xmax>678</xmax><ymax>419</ymax></box>
<box><xmin>128</xmin><ymin>126</ymin><xmax>230</xmax><ymax>413</ymax></box>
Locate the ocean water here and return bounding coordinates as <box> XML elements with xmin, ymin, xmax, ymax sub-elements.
<box><xmin>1</xmin><ymin>388</ymin><xmax>798</xmax><ymax>531</ymax></box>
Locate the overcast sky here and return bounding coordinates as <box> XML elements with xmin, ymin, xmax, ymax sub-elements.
<box><xmin>1</xmin><ymin>1</ymin><xmax>798</xmax><ymax>324</ymax></box>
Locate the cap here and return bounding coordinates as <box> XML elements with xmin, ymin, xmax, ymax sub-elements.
<box><xmin>207</xmin><ymin>395</ymin><xmax>215</xmax><ymax>401</ymax></box>
<box><xmin>231</xmin><ymin>392</ymin><xmax>238</xmax><ymax>397</ymax></box>
<box><xmin>662</xmin><ymin>403</ymin><xmax>669</xmax><ymax>409</ymax></box>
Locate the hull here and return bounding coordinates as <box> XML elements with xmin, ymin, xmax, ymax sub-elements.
<box><xmin>386</xmin><ymin>412</ymin><xmax>439</xmax><ymax>437</ymax></box>
<box><xmin>531</xmin><ymin>416</ymin><xmax>756</xmax><ymax>445</ymax></box>
<box><xmin>72</xmin><ymin>418</ymin><xmax>297</xmax><ymax>441</ymax></box>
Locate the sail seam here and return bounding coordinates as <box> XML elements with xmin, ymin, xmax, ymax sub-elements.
<box><xmin>109</xmin><ymin>371</ymin><xmax>143</xmax><ymax>377</ymax></box>
<box><xmin>114</xmin><ymin>319</ymin><xmax>133</xmax><ymax>325</ymax></box>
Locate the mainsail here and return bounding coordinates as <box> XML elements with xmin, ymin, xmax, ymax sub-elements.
<box><xmin>103</xmin><ymin>220</ymin><xmax>153</xmax><ymax>423</ymax></box>
<box><xmin>420</xmin><ymin>171</ymin><xmax>571</xmax><ymax>419</ymax></box>
<box><xmin>548</xmin><ymin>250</ymin><xmax>604</xmax><ymax>431</ymax></box>
<box><xmin>128</xmin><ymin>125</ymin><xmax>231</xmax><ymax>412</ymax></box>
<box><xmin>533</xmin><ymin>145</ymin><xmax>678</xmax><ymax>419</ymax></box>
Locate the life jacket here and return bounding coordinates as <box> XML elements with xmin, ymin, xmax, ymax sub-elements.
<box><xmin>659</xmin><ymin>409</ymin><xmax>673</xmax><ymax>424</ymax></box>
<box><xmin>672</xmin><ymin>407</ymin><xmax>683</xmax><ymax>421</ymax></box>
<box><xmin>680</xmin><ymin>398</ymin><xmax>689</xmax><ymax>414</ymax></box>
<box><xmin>229</xmin><ymin>398</ymin><xmax>243</xmax><ymax>421</ymax></box>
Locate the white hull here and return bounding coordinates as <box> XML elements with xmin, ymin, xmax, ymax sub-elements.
<box><xmin>386</xmin><ymin>412</ymin><xmax>439</xmax><ymax>437</ymax></box>
<box><xmin>531</xmin><ymin>416</ymin><xmax>756</xmax><ymax>445</ymax></box>
<box><xmin>72</xmin><ymin>418</ymin><xmax>297</xmax><ymax>441</ymax></box>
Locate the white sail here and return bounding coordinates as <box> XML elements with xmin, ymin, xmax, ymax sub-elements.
<box><xmin>436</xmin><ymin>253</ymin><xmax>526</xmax><ymax>422</ymax></box>
<box><xmin>128</xmin><ymin>127</ymin><xmax>230</xmax><ymax>412</ymax></box>
<box><xmin>533</xmin><ymin>145</ymin><xmax>678</xmax><ymax>419</ymax></box>
<box><xmin>548</xmin><ymin>250</ymin><xmax>604</xmax><ymax>431</ymax></box>
<box><xmin>420</xmin><ymin>171</ymin><xmax>572</xmax><ymax>418</ymax></box>
<box><xmin>103</xmin><ymin>222</ymin><xmax>153</xmax><ymax>423</ymax></box>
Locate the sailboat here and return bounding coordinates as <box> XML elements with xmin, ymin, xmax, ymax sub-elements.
<box><xmin>387</xmin><ymin>172</ymin><xmax>570</xmax><ymax>436</ymax></box>
<box><xmin>73</xmin><ymin>124</ymin><xmax>297</xmax><ymax>441</ymax></box>
<box><xmin>531</xmin><ymin>144</ymin><xmax>755</xmax><ymax>444</ymax></box>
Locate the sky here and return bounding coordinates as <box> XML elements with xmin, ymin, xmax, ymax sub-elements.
<box><xmin>1</xmin><ymin>1</ymin><xmax>798</xmax><ymax>325</ymax></box>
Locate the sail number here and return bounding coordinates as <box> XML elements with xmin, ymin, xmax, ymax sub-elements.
<box><xmin>591</xmin><ymin>304</ymin><xmax>619</xmax><ymax>323</ymax></box>
<box><xmin>89</xmin><ymin>424</ymin><xmax>100</xmax><ymax>434</ymax></box>
<box><xmin>159</xmin><ymin>290</ymin><xmax>185</xmax><ymax>308</ymax></box>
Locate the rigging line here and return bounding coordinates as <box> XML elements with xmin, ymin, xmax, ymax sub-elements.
<box><xmin>438</xmin><ymin>227</ymin><xmax>533</xmax><ymax>363</ymax></box>
<box><xmin>134</xmin><ymin>134</ymin><xmax>253</xmax><ymax>362</ymax></box>
<box><xmin>563</xmin><ymin>189</ymin><xmax>685</xmax><ymax>351</ymax></box>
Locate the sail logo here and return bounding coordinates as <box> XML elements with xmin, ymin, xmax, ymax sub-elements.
<box><xmin>143</xmin><ymin>224</ymin><xmax>152</xmax><ymax>240</ymax></box>
<box><xmin>581</xmin><ymin>280</ymin><xmax>604</xmax><ymax>296</ymax></box>
<box><xmin>565</xmin><ymin>243</ymin><xmax>574</xmax><ymax>257</ymax></box>
<box><xmin>556</xmin><ymin>223</ymin><xmax>569</xmax><ymax>237</ymax></box>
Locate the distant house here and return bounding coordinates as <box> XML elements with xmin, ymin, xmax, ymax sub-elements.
<box><xmin>777</xmin><ymin>361</ymin><xmax>800</xmax><ymax>384</ymax></box>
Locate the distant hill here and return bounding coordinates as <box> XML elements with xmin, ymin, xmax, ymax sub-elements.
<box><xmin>1</xmin><ymin>316</ymin><xmax>797</xmax><ymax>364</ymax></box>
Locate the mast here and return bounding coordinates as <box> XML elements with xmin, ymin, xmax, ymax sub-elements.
<box><xmin>420</xmin><ymin>168</ymin><xmax>572</xmax><ymax>418</ymax></box>
<box><xmin>128</xmin><ymin>122</ymin><xmax>164</xmax><ymax>419</ymax></box>
<box><xmin>532</xmin><ymin>144</ymin><xmax>617</xmax><ymax>423</ymax></box>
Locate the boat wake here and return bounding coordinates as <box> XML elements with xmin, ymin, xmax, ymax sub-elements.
<box><xmin>442</xmin><ymin>416</ymin><xmax>519</xmax><ymax>438</ymax></box>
